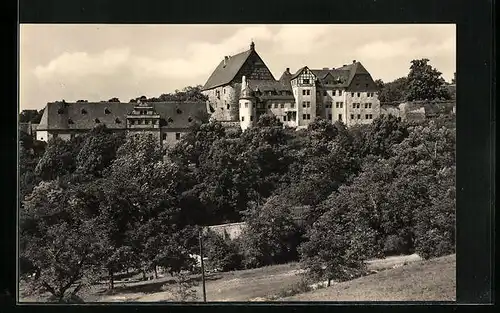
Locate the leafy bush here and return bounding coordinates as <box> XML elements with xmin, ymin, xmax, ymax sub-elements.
<box><xmin>203</xmin><ymin>230</ymin><xmax>243</xmax><ymax>272</ymax></box>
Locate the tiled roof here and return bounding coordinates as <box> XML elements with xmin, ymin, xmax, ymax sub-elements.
<box><xmin>247</xmin><ymin>79</ymin><xmax>294</xmax><ymax>100</ymax></box>
<box><xmin>202</xmin><ymin>49</ymin><xmax>253</xmax><ymax>91</ymax></box>
<box><xmin>37</xmin><ymin>101</ymin><xmax>206</xmax><ymax>131</ymax></box>
<box><xmin>289</xmin><ymin>61</ymin><xmax>372</xmax><ymax>88</ymax></box>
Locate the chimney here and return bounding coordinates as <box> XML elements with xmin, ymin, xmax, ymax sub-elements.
<box><xmin>242</xmin><ymin>75</ymin><xmax>247</xmax><ymax>89</ymax></box>
<box><xmin>286</xmin><ymin>68</ymin><xmax>290</xmax><ymax>74</ymax></box>
<box><xmin>352</xmin><ymin>60</ymin><xmax>357</xmax><ymax>63</ymax></box>
<box><xmin>250</xmin><ymin>41</ymin><xmax>255</xmax><ymax>50</ymax></box>
<box><xmin>322</xmin><ymin>67</ymin><xmax>329</xmax><ymax>70</ymax></box>
<box><xmin>331</xmin><ymin>67</ymin><xmax>335</xmax><ymax>70</ymax></box>
<box><xmin>223</xmin><ymin>56</ymin><xmax>228</xmax><ymax>66</ymax></box>
<box><xmin>343</xmin><ymin>64</ymin><xmax>347</xmax><ymax>67</ymax></box>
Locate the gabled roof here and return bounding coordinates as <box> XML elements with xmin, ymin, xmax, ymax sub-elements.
<box><xmin>202</xmin><ymin>49</ymin><xmax>253</xmax><ymax>91</ymax></box>
<box><xmin>289</xmin><ymin>61</ymin><xmax>373</xmax><ymax>88</ymax></box>
<box><xmin>37</xmin><ymin>101</ymin><xmax>206</xmax><ymax>131</ymax></box>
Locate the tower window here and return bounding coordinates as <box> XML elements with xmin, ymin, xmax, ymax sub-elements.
<box><xmin>241</xmin><ymin>116</ymin><xmax>245</xmax><ymax>121</ymax></box>
<box><xmin>245</xmin><ymin>103</ymin><xmax>248</xmax><ymax>108</ymax></box>
<box><xmin>175</xmin><ymin>133</ymin><xmax>181</xmax><ymax>140</ymax></box>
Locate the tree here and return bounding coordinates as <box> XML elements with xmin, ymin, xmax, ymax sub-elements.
<box><xmin>35</xmin><ymin>137</ymin><xmax>83</xmax><ymax>181</ymax></box>
<box><xmin>451</xmin><ymin>72</ymin><xmax>456</xmax><ymax>84</ymax></box>
<box><xmin>361</xmin><ymin>114</ymin><xmax>409</xmax><ymax>158</ymax></box>
<box><xmin>406</xmin><ymin>59</ymin><xmax>451</xmax><ymax>101</ymax></box>
<box><xmin>19</xmin><ymin>109</ymin><xmax>44</xmax><ymax>123</ymax></box>
<box><xmin>378</xmin><ymin>77</ymin><xmax>408</xmax><ymax>103</ymax></box>
<box><xmin>20</xmin><ymin>179</ymin><xmax>108</xmax><ymax>302</ymax></box>
<box><xmin>240</xmin><ymin>197</ymin><xmax>303</xmax><ymax>268</ymax></box>
<box><xmin>75</xmin><ymin>124</ymin><xmax>125</xmax><ymax>177</ymax></box>
<box><xmin>374</xmin><ymin>79</ymin><xmax>384</xmax><ymax>91</ymax></box>
<box><xmin>107</xmin><ymin>97</ymin><xmax>120</xmax><ymax>102</ymax></box>
<box><xmin>203</xmin><ymin>230</ymin><xmax>243</xmax><ymax>272</ymax></box>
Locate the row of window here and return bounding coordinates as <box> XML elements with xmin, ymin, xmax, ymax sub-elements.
<box><xmin>352</xmin><ymin>103</ymin><xmax>373</xmax><ymax>109</ymax></box>
<box><xmin>325</xmin><ymin>102</ymin><xmax>344</xmax><ymax>109</ymax></box>
<box><xmin>302</xmin><ymin>89</ymin><xmax>311</xmax><ymax>96</ymax></box>
<box><xmin>323</xmin><ymin>90</ymin><xmax>343</xmax><ymax>97</ymax></box>
<box><xmin>302</xmin><ymin>101</ymin><xmax>311</xmax><ymax>108</ymax></box>
<box><xmin>350</xmin><ymin>114</ymin><xmax>374</xmax><ymax>120</ymax></box>
<box><xmin>350</xmin><ymin>92</ymin><xmax>376</xmax><ymax>98</ymax></box>
<box><xmin>328</xmin><ymin>114</ymin><xmax>343</xmax><ymax>121</ymax></box>
<box><xmin>302</xmin><ymin>114</ymin><xmax>312</xmax><ymax>120</ymax></box>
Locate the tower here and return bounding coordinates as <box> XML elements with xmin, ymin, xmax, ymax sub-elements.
<box><xmin>239</xmin><ymin>75</ymin><xmax>255</xmax><ymax>131</ymax></box>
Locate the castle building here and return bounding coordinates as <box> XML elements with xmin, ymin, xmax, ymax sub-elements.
<box><xmin>203</xmin><ymin>42</ymin><xmax>381</xmax><ymax>130</ymax></box>
<box><xmin>35</xmin><ymin>100</ymin><xmax>207</xmax><ymax>146</ymax></box>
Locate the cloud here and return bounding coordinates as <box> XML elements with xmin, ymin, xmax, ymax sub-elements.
<box><xmin>355</xmin><ymin>36</ymin><xmax>455</xmax><ymax>61</ymax></box>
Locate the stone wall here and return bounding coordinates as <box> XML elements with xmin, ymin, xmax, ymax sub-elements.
<box><xmin>203</xmin><ymin>83</ymin><xmax>240</xmax><ymax>122</ymax></box>
<box><xmin>208</xmin><ymin>222</ymin><xmax>247</xmax><ymax>241</ymax></box>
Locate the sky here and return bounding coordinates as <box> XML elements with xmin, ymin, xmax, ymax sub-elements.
<box><xmin>19</xmin><ymin>24</ymin><xmax>456</xmax><ymax>111</ymax></box>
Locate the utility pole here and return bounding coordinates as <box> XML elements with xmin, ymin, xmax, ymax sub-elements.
<box><xmin>199</xmin><ymin>227</ymin><xmax>207</xmax><ymax>302</ymax></box>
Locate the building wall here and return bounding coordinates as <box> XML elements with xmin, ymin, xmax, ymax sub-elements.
<box><xmin>203</xmin><ymin>83</ymin><xmax>240</xmax><ymax>122</ymax></box>
<box><xmin>291</xmin><ymin>69</ymin><xmax>317</xmax><ymax>127</ymax></box>
<box><xmin>161</xmin><ymin>130</ymin><xmax>186</xmax><ymax>147</ymax></box>
<box><xmin>264</xmin><ymin>100</ymin><xmax>296</xmax><ymax>127</ymax></box>
<box><xmin>239</xmin><ymin>99</ymin><xmax>255</xmax><ymax>131</ymax></box>
<box><xmin>36</xmin><ymin>130</ymin><xmax>48</xmax><ymax>142</ymax></box>
<box><xmin>344</xmin><ymin>91</ymin><xmax>380</xmax><ymax>127</ymax></box>
<box><xmin>380</xmin><ymin>105</ymin><xmax>401</xmax><ymax>118</ymax></box>
<box><xmin>208</xmin><ymin>222</ymin><xmax>247</xmax><ymax>241</ymax></box>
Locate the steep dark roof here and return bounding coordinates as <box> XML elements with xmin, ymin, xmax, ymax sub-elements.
<box><xmin>289</xmin><ymin>61</ymin><xmax>373</xmax><ymax>88</ymax></box>
<box><xmin>278</xmin><ymin>69</ymin><xmax>293</xmax><ymax>86</ymax></box>
<box><xmin>247</xmin><ymin>79</ymin><xmax>294</xmax><ymax>100</ymax></box>
<box><xmin>202</xmin><ymin>49</ymin><xmax>253</xmax><ymax>90</ymax></box>
<box><xmin>37</xmin><ymin>101</ymin><xmax>206</xmax><ymax>131</ymax></box>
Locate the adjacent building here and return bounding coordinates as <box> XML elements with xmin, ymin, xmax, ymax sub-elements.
<box><xmin>203</xmin><ymin>42</ymin><xmax>381</xmax><ymax>130</ymax></box>
<box><xmin>35</xmin><ymin>100</ymin><xmax>207</xmax><ymax>146</ymax></box>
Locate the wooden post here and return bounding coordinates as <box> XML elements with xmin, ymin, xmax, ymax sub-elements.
<box><xmin>199</xmin><ymin>228</ymin><xmax>207</xmax><ymax>302</ymax></box>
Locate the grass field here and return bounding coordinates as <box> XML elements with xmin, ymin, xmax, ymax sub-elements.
<box><xmin>19</xmin><ymin>254</ymin><xmax>455</xmax><ymax>302</ymax></box>
<box><xmin>281</xmin><ymin>254</ymin><xmax>456</xmax><ymax>302</ymax></box>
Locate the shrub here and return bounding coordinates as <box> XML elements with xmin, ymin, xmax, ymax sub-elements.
<box><xmin>203</xmin><ymin>230</ymin><xmax>243</xmax><ymax>272</ymax></box>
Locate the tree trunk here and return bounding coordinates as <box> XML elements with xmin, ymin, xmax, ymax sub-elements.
<box><xmin>109</xmin><ymin>269</ymin><xmax>114</xmax><ymax>290</ymax></box>
<box><xmin>154</xmin><ymin>266</ymin><xmax>158</xmax><ymax>279</ymax></box>
<box><xmin>327</xmin><ymin>279</ymin><xmax>331</xmax><ymax>287</ymax></box>
<box><xmin>142</xmin><ymin>269</ymin><xmax>147</xmax><ymax>281</ymax></box>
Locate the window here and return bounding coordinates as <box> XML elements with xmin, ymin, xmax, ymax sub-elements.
<box><xmin>303</xmin><ymin>114</ymin><xmax>307</xmax><ymax>120</ymax></box>
<box><xmin>105</xmin><ymin>108</ymin><xmax>111</xmax><ymax>114</ymax></box>
<box><xmin>357</xmin><ymin>92</ymin><xmax>361</xmax><ymax>97</ymax></box>
<box><xmin>302</xmin><ymin>90</ymin><xmax>307</xmax><ymax>95</ymax></box>
<box><xmin>68</xmin><ymin>118</ymin><xmax>74</xmax><ymax>124</ymax></box>
<box><xmin>307</xmin><ymin>90</ymin><xmax>311</xmax><ymax>95</ymax></box>
<box><xmin>283</xmin><ymin>115</ymin><xmax>287</xmax><ymax>122</ymax></box>
<box><xmin>268</xmin><ymin>104</ymin><xmax>272</xmax><ymax>109</ymax></box>
<box><xmin>351</xmin><ymin>114</ymin><xmax>355</xmax><ymax>119</ymax></box>
<box><xmin>352</xmin><ymin>103</ymin><xmax>356</xmax><ymax>109</ymax></box>
<box><xmin>302</xmin><ymin>102</ymin><xmax>306</xmax><ymax>108</ymax></box>
<box><xmin>162</xmin><ymin>133</ymin><xmax>167</xmax><ymax>140</ymax></box>
<box><xmin>253</xmin><ymin>103</ymin><xmax>256</xmax><ymax>108</ymax></box>
<box><xmin>338</xmin><ymin>114</ymin><xmax>342</xmax><ymax>121</ymax></box>
<box><xmin>368</xmin><ymin>103</ymin><xmax>372</xmax><ymax>109</ymax></box>
<box><xmin>328</xmin><ymin>114</ymin><xmax>332</xmax><ymax>120</ymax></box>
<box><xmin>307</xmin><ymin>114</ymin><xmax>311</xmax><ymax>120</ymax></box>
<box><xmin>323</xmin><ymin>90</ymin><xmax>327</xmax><ymax>96</ymax></box>
<box><xmin>274</xmin><ymin>103</ymin><xmax>278</xmax><ymax>108</ymax></box>
<box><xmin>223</xmin><ymin>88</ymin><xmax>226</xmax><ymax>94</ymax></box>
<box><xmin>245</xmin><ymin>102</ymin><xmax>248</xmax><ymax>108</ymax></box>
<box><xmin>175</xmin><ymin>133</ymin><xmax>181</xmax><ymax>140</ymax></box>
<box><xmin>351</xmin><ymin>92</ymin><xmax>354</xmax><ymax>97</ymax></box>
<box><xmin>241</xmin><ymin>116</ymin><xmax>245</xmax><ymax>121</ymax></box>
<box><xmin>81</xmin><ymin>108</ymin><xmax>87</xmax><ymax>114</ymax></box>
<box><xmin>168</xmin><ymin>117</ymin><xmax>173</xmax><ymax>123</ymax></box>
<box><xmin>369</xmin><ymin>114</ymin><xmax>373</xmax><ymax>119</ymax></box>
<box><xmin>226</xmin><ymin>103</ymin><xmax>230</xmax><ymax>110</ymax></box>
<box><xmin>357</xmin><ymin>114</ymin><xmax>361</xmax><ymax>119</ymax></box>
<box><xmin>365</xmin><ymin>84</ymin><xmax>369</xmax><ymax>88</ymax></box>
<box><xmin>357</xmin><ymin>103</ymin><xmax>361</xmax><ymax>109</ymax></box>
<box><xmin>365</xmin><ymin>114</ymin><xmax>369</xmax><ymax>119</ymax></box>
<box><xmin>303</xmin><ymin>79</ymin><xmax>310</xmax><ymax>84</ymax></box>
<box><xmin>280</xmin><ymin>103</ymin><xmax>284</xmax><ymax>108</ymax></box>
<box><xmin>307</xmin><ymin>102</ymin><xmax>311</xmax><ymax>108</ymax></box>
<box><xmin>250</xmin><ymin>115</ymin><xmax>254</xmax><ymax>121</ymax></box>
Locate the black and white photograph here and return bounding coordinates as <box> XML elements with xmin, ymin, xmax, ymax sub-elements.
<box><xmin>18</xmin><ymin>24</ymin><xmax>457</xmax><ymax>303</ymax></box>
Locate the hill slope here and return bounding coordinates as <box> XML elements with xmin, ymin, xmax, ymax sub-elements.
<box><xmin>281</xmin><ymin>254</ymin><xmax>456</xmax><ymax>302</ymax></box>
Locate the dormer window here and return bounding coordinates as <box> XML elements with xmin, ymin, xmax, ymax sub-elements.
<box><xmin>115</xmin><ymin>118</ymin><xmax>121</xmax><ymax>123</ymax></box>
<box><xmin>104</xmin><ymin>108</ymin><xmax>111</xmax><ymax>114</ymax></box>
<box><xmin>176</xmin><ymin>108</ymin><xmax>182</xmax><ymax>114</ymax></box>
<box><xmin>168</xmin><ymin>117</ymin><xmax>173</xmax><ymax>123</ymax></box>
<box><xmin>95</xmin><ymin>118</ymin><xmax>100</xmax><ymax>123</ymax></box>
<box><xmin>68</xmin><ymin>118</ymin><xmax>74</xmax><ymax>124</ymax></box>
<box><xmin>57</xmin><ymin>108</ymin><xmax>64</xmax><ymax>114</ymax></box>
<box><xmin>81</xmin><ymin>108</ymin><xmax>87</xmax><ymax>114</ymax></box>
<box><xmin>188</xmin><ymin>117</ymin><xmax>193</xmax><ymax>122</ymax></box>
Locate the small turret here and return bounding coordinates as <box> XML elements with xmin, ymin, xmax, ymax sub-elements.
<box><xmin>240</xmin><ymin>75</ymin><xmax>254</xmax><ymax>100</ymax></box>
<box><xmin>239</xmin><ymin>76</ymin><xmax>255</xmax><ymax>131</ymax></box>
